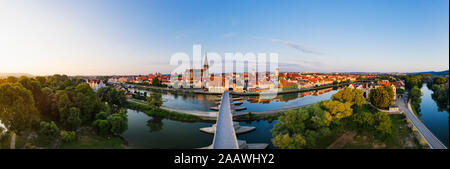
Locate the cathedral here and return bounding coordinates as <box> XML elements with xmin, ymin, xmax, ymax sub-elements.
<box><xmin>183</xmin><ymin>53</ymin><xmax>210</xmax><ymax>88</ymax></box>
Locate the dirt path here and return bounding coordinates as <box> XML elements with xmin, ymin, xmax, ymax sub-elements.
<box><xmin>327</xmin><ymin>131</ymin><xmax>357</xmax><ymax>149</ymax></box>
<box><xmin>52</xmin><ymin>137</ymin><xmax>62</xmax><ymax>149</ymax></box>
<box><xmin>10</xmin><ymin>132</ymin><xmax>16</xmax><ymax>149</ymax></box>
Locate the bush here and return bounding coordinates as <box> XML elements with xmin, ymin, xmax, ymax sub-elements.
<box><xmin>60</xmin><ymin>130</ymin><xmax>77</xmax><ymax>143</ymax></box>
<box><xmin>0</xmin><ymin>126</ymin><xmax>6</xmax><ymax>140</ymax></box>
<box><xmin>419</xmin><ymin>137</ymin><xmax>427</xmax><ymax>146</ymax></box>
<box><xmin>107</xmin><ymin>110</ymin><xmax>128</xmax><ymax>134</ymax></box>
<box><xmin>39</xmin><ymin>121</ymin><xmax>59</xmax><ymax>138</ymax></box>
<box><xmin>95</xmin><ymin>111</ymin><xmax>109</xmax><ymax>120</ymax></box>
<box><xmin>374</xmin><ymin>112</ymin><xmax>392</xmax><ymax>138</ymax></box>
<box><xmin>92</xmin><ymin>119</ymin><xmax>110</xmax><ymax>135</ymax></box>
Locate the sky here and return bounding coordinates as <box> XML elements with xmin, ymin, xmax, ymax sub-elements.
<box><xmin>0</xmin><ymin>0</ymin><xmax>448</xmax><ymax>76</ymax></box>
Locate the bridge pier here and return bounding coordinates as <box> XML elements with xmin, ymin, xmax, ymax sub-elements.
<box><xmin>201</xmin><ymin>91</ymin><xmax>268</xmax><ymax>149</ymax></box>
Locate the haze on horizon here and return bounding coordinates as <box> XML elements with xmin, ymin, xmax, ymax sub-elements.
<box><xmin>0</xmin><ymin>0</ymin><xmax>448</xmax><ymax>76</ymax></box>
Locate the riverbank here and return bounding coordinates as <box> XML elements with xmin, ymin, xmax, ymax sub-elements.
<box><xmin>126</xmin><ymin>81</ymin><xmax>360</xmax><ymax>96</ymax></box>
<box><xmin>272</xmin><ymin>102</ymin><xmax>424</xmax><ymax>149</ymax></box>
<box><xmin>0</xmin><ymin>126</ymin><xmax>125</xmax><ymax>149</ymax></box>
<box><xmin>126</xmin><ymin>100</ymin><xmax>203</xmax><ymax>122</ymax></box>
<box><xmin>127</xmin><ymin>98</ymin><xmax>314</xmax><ymax>121</ymax></box>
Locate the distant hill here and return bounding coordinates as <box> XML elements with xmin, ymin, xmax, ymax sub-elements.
<box><xmin>0</xmin><ymin>73</ymin><xmax>34</xmax><ymax>78</ymax></box>
<box><xmin>406</xmin><ymin>70</ymin><xmax>449</xmax><ymax>76</ymax></box>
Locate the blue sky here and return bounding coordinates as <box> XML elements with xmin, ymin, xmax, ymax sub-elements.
<box><xmin>0</xmin><ymin>0</ymin><xmax>448</xmax><ymax>75</ymax></box>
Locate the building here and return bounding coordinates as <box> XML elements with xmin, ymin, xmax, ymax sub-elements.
<box><xmin>183</xmin><ymin>53</ymin><xmax>210</xmax><ymax>88</ymax></box>
<box><xmin>280</xmin><ymin>80</ymin><xmax>298</xmax><ymax>91</ymax></box>
<box><xmin>87</xmin><ymin>79</ymin><xmax>105</xmax><ymax>91</ymax></box>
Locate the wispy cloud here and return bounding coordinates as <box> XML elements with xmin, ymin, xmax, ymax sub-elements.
<box><xmin>278</xmin><ymin>60</ymin><xmax>330</xmax><ymax>72</ymax></box>
<box><xmin>222</xmin><ymin>32</ymin><xmax>236</xmax><ymax>38</ymax></box>
<box><xmin>271</xmin><ymin>38</ymin><xmax>322</xmax><ymax>55</ymax></box>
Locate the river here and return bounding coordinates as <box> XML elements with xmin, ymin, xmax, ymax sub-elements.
<box><xmin>122</xmin><ymin>88</ymin><xmax>336</xmax><ymax>149</ymax></box>
<box><xmin>418</xmin><ymin>84</ymin><xmax>449</xmax><ymax>147</ymax></box>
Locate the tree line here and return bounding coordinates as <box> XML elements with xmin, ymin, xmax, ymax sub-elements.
<box><xmin>0</xmin><ymin>75</ymin><xmax>128</xmax><ymax>148</ymax></box>
<box><xmin>272</xmin><ymin>87</ymin><xmax>393</xmax><ymax>149</ymax></box>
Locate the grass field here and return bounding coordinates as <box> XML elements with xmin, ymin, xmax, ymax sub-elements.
<box><xmin>60</xmin><ymin>127</ymin><xmax>124</xmax><ymax>149</ymax></box>
<box><xmin>335</xmin><ymin>114</ymin><xmax>421</xmax><ymax>149</ymax></box>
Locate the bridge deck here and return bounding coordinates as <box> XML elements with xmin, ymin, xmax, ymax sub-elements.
<box><xmin>212</xmin><ymin>91</ymin><xmax>239</xmax><ymax>149</ymax></box>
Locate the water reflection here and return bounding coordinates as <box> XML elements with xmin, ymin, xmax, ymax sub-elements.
<box><xmin>419</xmin><ymin>84</ymin><xmax>449</xmax><ymax>147</ymax></box>
<box><xmin>122</xmin><ymin>109</ymin><xmax>213</xmax><ymax>149</ymax></box>
<box><xmin>129</xmin><ymin>87</ymin><xmax>337</xmax><ymax>112</ymax></box>
<box><xmin>146</xmin><ymin>117</ymin><xmax>163</xmax><ymax>133</ymax></box>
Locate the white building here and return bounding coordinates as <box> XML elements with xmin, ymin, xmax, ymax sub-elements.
<box><xmin>87</xmin><ymin>80</ymin><xmax>105</xmax><ymax>91</ymax></box>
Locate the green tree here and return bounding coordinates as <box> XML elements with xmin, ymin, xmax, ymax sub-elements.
<box><xmin>55</xmin><ymin>90</ymin><xmax>72</xmax><ymax>125</ymax></box>
<box><xmin>405</xmin><ymin>75</ymin><xmax>420</xmax><ymax>89</ymax></box>
<box><xmin>396</xmin><ymin>88</ymin><xmax>405</xmax><ymax>97</ymax></box>
<box><xmin>107</xmin><ymin>109</ymin><xmax>128</xmax><ymax>134</ymax></box>
<box><xmin>97</xmin><ymin>87</ymin><xmax>127</xmax><ymax>108</ymax></box>
<box><xmin>45</xmin><ymin>74</ymin><xmax>73</xmax><ymax>90</ymax></box>
<box><xmin>332</xmin><ymin>87</ymin><xmax>365</xmax><ymax>107</ymax></box>
<box><xmin>60</xmin><ymin>130</ymin><xmax>77</xmax><ymax>143</ymax></box>
<box><xmin>352</xmin><ymin>111</ymin><xmax>375</xmax><ymax>128</ymax></box>
<box><xmin>431</xmin><ymin>84</ymin><xmax>449</xmax><ymax>112</ymax></box>
<box><xmin>66</xmin><ymin>107</ymin><xmax>82</xmax><ymax>130</ymax></box>
<box><xmin>0</xmin><ymin>83</ymin><xmax>38</xmax><ymax>138</ymax></box>
<box><xmin>18</xmin><ymin>76</ymin><xmax>45</xmax><ymax>114</ymax></box>
<box><xmin>95</xmin><ymin>111</ymin><xmax>109</xmax><ymax>120</ymax></box>
<box><xmin>321</xmin><ymin>100</ymin><xmax>353</xmax><ymax>123</ymax></box>
<box><xmin>39</xmin><ymin>121</ymin><xmax>60</xmax><ymax>138</ymax></box>
<box><xmin>433</xmin><ymin>76</ymin><xmax>448</xmax><ymax>85</ymax></box>
<box><xmin>146</xmin><ymin>92</ymin><xmax>163</xmax><ymax>110</ymax></box>
<box><xmin>369</xmin><ymin>87</ymin><xmax>392</xmax><ymax>109</ymax></box>
<box><xmin>72</xmin><ymin>83</ymin><xmax>101</xmax><ymax>122</ymax></box>
<box><xmin>272</xmin><ymin>133</ymin><xmax>306</xmax><ymax>149</ymax></box>
<box><xmin>92</xmin><ymin>119</ymin><xmax>110</xmax><ymax>135</ymax></box>
<box><xmin>271</xmin><ymin>104</ymin><xmax>330</xmax><ymax>149</ymax></box>
<box><xmin>374</xmin><ymin>112</ymin><xmax>392</xmax><ymax>137</ymax></box>
<box><xmin>6</xmin><ymin>76</ymin><xmax>18</xmax><ymax>83</ymax></box>
<box><xmin>408</xmin><ymin>86</ymin><xmax>423</xmax><ymax>112</ymax></box>
<box><xmin>151</xmin><ymin>78</ymin><xmax>162</xmax><ymax>87</ymax></box>
<box><xmin>385</xmin><ymin>86</ymin><xmax>395</xmax><ymax>101</ymax></box>
<box><xmin>40</xmin><ymin>87</ymin><xmax>58</xmax><ymax>118</ymax></box>
<box><xmin>0</xmin><ymin>125</ymin><xmax>6</xmax><ymax>140</ymax></box>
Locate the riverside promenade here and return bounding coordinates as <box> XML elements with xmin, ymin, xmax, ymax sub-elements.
<box><xmin>397</xmin><ymin>94</ymin><xmax>447</xmax><ymax>149</ymax></box>
<box><xmin>126</xmin><ymin>81</ymin><xmax>359</xmax><ymax>96</ymax></box>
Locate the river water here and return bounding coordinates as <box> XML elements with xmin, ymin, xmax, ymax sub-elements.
<box><xmin>418</xmin><ymin>84</ymin><xmax>449</xmax><ymax>147</ymax></box>
<box><xmin>122</xmin><ymin>88</ymin><xmax>336</xmax><ymax>149</ymax></box>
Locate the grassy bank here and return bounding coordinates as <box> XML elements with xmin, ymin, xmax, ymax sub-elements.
<box><xmin>59</xmin><ymin>127</ymin><xmax>124</xmax><ymax>149</ymax></box>
<box><xmin>301</xmin><ymin>114</ymin><xmax>422</xmax><ymax>149</ymax></box>
<box><xmin>1</xmin><ymin>127</ymin><xmax>125</xmax><ymax>149</ymax></box>
<box><xmin>126</xmin><ymin>101</ymin><xmax>201</xmax><ymax>122</ymax></box>
<box><xmin>411</xmin><ymin>105</ymin><xmax>420</xmax><ymax>117</ymax></box>
<box><xmin>271</xmin><ymin>102</ymin><xmax>422</xmax><ymax>149</ymax></box>
<box><xmin>340</xmin><ymin>114</ymin><xmax>422</xmax><ymax>149</ymax></box>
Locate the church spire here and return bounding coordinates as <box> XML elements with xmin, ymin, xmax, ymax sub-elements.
<box><xmin>203</xmin><ymin>52</ymin><xmax>209</xmax><ymax>70</ymax></box>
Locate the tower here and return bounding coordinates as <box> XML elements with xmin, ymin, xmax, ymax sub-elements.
<box><xmin>203</xmin><ymin>52</ymin><xmax>209</xmax><ymax>71</ymax></box>
<box><xmin>201</xmin><ymin>52</ymin><xmax>209</xmax><ymax>88</ymax></box>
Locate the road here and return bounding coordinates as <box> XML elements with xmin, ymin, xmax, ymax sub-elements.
<box><xmin>397</xmin><ymin>95</ymin><xmax>447</xmax><ymax>149</ymax></box>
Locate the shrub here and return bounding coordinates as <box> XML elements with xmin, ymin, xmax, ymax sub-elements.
<box><xmin>39</xmin><ymin>121</ymin><xmax>59</xmax><ymax>138</ymax></box>
<box><xmin>92</xmin><ymin>119</ymin><xmax>110</xmax><ymax>135</ymax></box>
<box><xmin>60</xmin><ymin>130</ymin><xmax>77</xmax><ymax>143</ymax></box>
<box><xmin>419</xmin><ymin>137</ymin><xmax>428</xmax><ymax>146</ymax></box>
